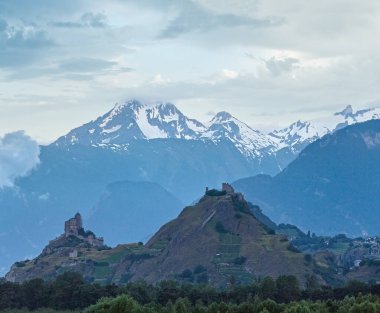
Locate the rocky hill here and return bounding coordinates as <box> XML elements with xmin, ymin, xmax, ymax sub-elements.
<box><xmin>127</xmin><ymin>184</ymin><xmax>315</xmax><ymax>286</ymax></box>
<box><xmin>5</xmin><ymin>185</ymin><xmax>317</xmax><ymax>286</ymax></box>
<box><xmin>7</xmin><ymin>185</ymin><xmax>380</xmax><ymax>286</ymax></box>
<box><xmin>6</xmin><ymin>213</ymin><xmax>107</xmax><ymax>283</ymax></box>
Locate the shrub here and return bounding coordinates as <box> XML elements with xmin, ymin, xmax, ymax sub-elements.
<box><xmin>215</xmin><ymin>222</ymin><xmax>228</xmax><ymax>233</ymax></box>
<box><xmin>233</xmin><ymin>256</ymin><xmax>247</xmax><ymax>265</ymax></box>
<box><xmin>206</xmin><ymin>189</ymin><xmax>227</xmax><ymax>197</ymax></box>
<box><xmin>194</xmin><ymin>265</ymin><xmax>207</xmax><ymax>274</ymax></box>
<box><xmin>94</xmin><ymin>261</ymin><xmax>109</xmax><ymax>267</ymax></box>
<box><xmin>287</xmin><ymin>244</ymin><xmax>301</xmax><ymax>253</ymax></box>
<box><xmin>304</xmin><ymin>254</ymin><xmax>312</xmax><ymax>263</ymax></box>
<box><xmin>85</xmin><ymin>295</ymin><xmax>139</xmax><ymax>313</ymax></box>
<box><xmin>15</xmin><ymin>261</ymin><xmax>27</xmax><ymax>268</ymax></box>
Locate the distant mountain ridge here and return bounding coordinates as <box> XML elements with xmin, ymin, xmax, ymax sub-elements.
<box><xmin>233</xmin><ymin>119</ymin><xmax>380</xmax><ymax>237</ymax></box>
<box><xmin>54</xmin><ymin>100</ymin><xmax>380</xmax><ymax>171</ymax></box>
<box><xmin>54</xmin><ymin>99</ymin><xmax>279</xmax><ymax>161</ymax></box>
<box><xmin>269</xmin><ymin>105</ymin><xmax>380</xmax><ymax>152</ymax></box>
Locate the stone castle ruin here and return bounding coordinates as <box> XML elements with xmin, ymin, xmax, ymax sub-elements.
<box><xmin>64</xmin><ymin>213</ymin><xmax>83</xmax><ymax>236</ymax></box>
<box><xmin>62</xmin><ymin>213</ymin><xmax>104</xmax><ymax>247</ymax></box>
<box><xmin>222</xmin><ymin>183</ymin><xmax>235</xmax><ymax>194</ymax></box>
<box><xmin>205</xmin><ymin>183</ymin><xmax>245</xmax><ymax>201</ymax></box>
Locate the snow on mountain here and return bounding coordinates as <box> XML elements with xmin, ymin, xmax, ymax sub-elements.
<box><xmin>203</xmin><ymin>111</ymin><xmax>279</xmax><ymax>158</ymax></box>
<box><xmin>315</xmin><ymin>105</ymin><xmax>380</xmax><ymax>131</ymax></box>
<box><xmin>54</xmin><ymin>100</ymin><xmax>380</xmax><ymax>164</ymax></box>
<box><xmin>269</xmin><ymin>120</ymin><xmax>329</xmax><ymax>150</ymax></box>
<box><xmin>269</xmin><ymin>105</ymin><xmax>380</xmax><ymax>149</ymax></box>
<box><xmin>54</xmin><ymin>100</ymin><xmax>208</xmax><ymax>148</ymax></box>
<box><xmin>54</xmin><ymin>99</ymin><xmax>279</xmax><ymax>160</ymax></box>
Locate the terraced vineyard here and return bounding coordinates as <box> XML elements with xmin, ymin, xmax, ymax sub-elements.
<box><xmin>214</xmin><ymin>233</ymin><xmax>254</xmax><ymax>284</ymax></box>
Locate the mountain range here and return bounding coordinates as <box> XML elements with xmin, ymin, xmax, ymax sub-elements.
<box><xmin>54</xmin><ymin>99</ymin><xmax>380</xmax><ymax>172</ymax></box>
<box><xmin>233</xmin><ymin>120</ymin><xmax>380</xmax><ymax>237</ymax></box>
<box><xmin>0</xmin><ymin>99</ymin><xmax>380</xmax><ymax>275</ymax></box>
<box><xmin>54</xmin><ymin>100</ymin><xmax>279</xmax><ymax>161</ymax></box>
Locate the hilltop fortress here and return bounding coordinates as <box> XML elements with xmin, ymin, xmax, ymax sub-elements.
<box><xmin>205</xmin><ymin>183</ymin><xmax>245</xmax><ymax>202</ymax></box>
<box><xmin>45</xmin><ymin>213</ymin><xmax>104</xmax><ymax>251</ymax></box>
<box><xmin>63</xmin><ymin>213</ymin><xmax>104</xmax><ymax>247</ymax></box>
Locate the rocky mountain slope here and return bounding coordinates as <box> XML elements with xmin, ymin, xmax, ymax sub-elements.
<box><xmin>128</xmin><ymin>184</ymin><xmax>314</xmax><ymax>285</ymax></box>
<box><xmin>6</xmin><ymin>185</ymin><xmax>317</xmax><ymax>286</ymax></box>
<box><xmin>233</xmin><ymin>120</ymin><xmax>380</xmax><ymax>237</ymax></box>
<box><xmin>8</xmin><ymin>185</ymin><xmax>379</xmax><ymax>286</ymax></box>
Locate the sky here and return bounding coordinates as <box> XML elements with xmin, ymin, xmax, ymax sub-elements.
<box><xmin>1</xmin><ymin>0</ymin><xmax>380</xmax><ymax>143</ymax></box>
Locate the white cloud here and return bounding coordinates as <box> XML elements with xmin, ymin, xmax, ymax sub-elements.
<box><xmin>0</xmin><ymin>131</ymin><xmax>40</xmax><ymax>187</ymax></box>
<box><xmin>1</xmin><ymin>0</ymin><xmax>380</xmax><ymax>141</ymax></box>
<box><xmin>264</xmin><ymin>57</ymin><xmax>299</xmax><ymax>76</ymax></box>
<box><xmin>221</xmin><ymin>69</ymin><xmax>239</xmax><ymax>79</ymax></box>
<box><xmin>150</xmin><ymin>74</ymin><xmax>171</xmax><ymax>85</ymax></box>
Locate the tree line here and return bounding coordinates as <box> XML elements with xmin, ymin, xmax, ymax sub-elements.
<box><xmin>1</xmin><ymin>272</ymin><xmax>380</xmax><ymax>312</ymax></box>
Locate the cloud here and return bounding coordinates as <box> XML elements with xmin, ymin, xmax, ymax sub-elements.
<box><xmin>221</xmin><ymin>69</ymin><xmax>239</xmax><ymax>79</ymax></box>
<box><xmin>3</xmin><ymin>57</ymin><xmax>133</xmax><ymax>81</ymax></box>
<box><xmin>0</xmin><ymin>19</ymin><xmax>53</xmax><ymax>49</ymax></box>
<box><xmin>1</xmin><ymin>0</ymin><xmax>380</xmax><ymax>142</ymax></box>
<box><xmin>81</xmin><ymin>12</ymin><xmax>108</xmax><ymax>28</ymax></box>
<box><xmin>264</xmin><ymin>57</ymin><xmax>299</xmax><ymax>76</ymax></box>
<box><xmin>0</xmin><ymin>18</ymin><xmax>54</xmax><ymax>68</ymax></box>
<box><xmin>150</xmin><ymin>74</ymin><xmax>171</xmax><ymax>85</ymax></box>
<box><xmin>0</xmin><ymin>131</ymin><xmax>40</xmax><ymax>187</ymax></box>
<box><xmin>159</xmin><ymin>1</ymin><xmax>284</xmax><ymax>38</ymax></box>
<box><xmin>59</xmin><ymin>58</ymin><xmax>117</xmax><ymax>73</ymax></box>
<box><xmin>52</xmin><ymin>12</ymin><xmax>108</xmax><ymax>28</ymax></box>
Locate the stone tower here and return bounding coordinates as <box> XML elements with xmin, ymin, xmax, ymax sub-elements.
<box><xmin>222</xmin><ymin>183</ymin><xmax>235</xmax><ymax>194</ymax></box>
<box><xmin>64</xmin><ymin>213</ymin><xmax>83</xmax><ymax>236</ymax></box>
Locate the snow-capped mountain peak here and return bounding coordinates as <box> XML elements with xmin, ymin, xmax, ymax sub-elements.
<box><xmin>334</xmin><ymin>105</ymin><xmax>353</xmax><ymax>118</ymax></box>
<box><xmin>269</xmin><ymin>120</ymin><xmax>328</xmax><ymax>149</ymax></box>
<box><xmin>54</xmin><ymin>99</ymin><xmax>279</xmax><ymax>160</ymax></box>
<box><xmin>210</xmin><ymin>111</ymin><xmax>233</xmax><ymax>124</ymax></box>
<box><xmin>54</xmin><ymin>99</ymin><xmax>209</xmax><ymax>147</ymax></box>
<box><xmin>54</xmin><ymin>100</ymin><xmax>380</xmax><ymax>166</ymax></box>
<box><xmin>269</xmin><ymin>105</ymin><xmax>380</xmax><ymax>150</ymax></box>
<box><xmin>204</xmin><ymin>111</ymin><xmax>279</xmax><ymax>157</ymax></box>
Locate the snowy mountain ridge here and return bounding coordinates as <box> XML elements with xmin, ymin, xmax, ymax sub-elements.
<box><xmin>54</xmin><ymin>99</ymin><xmax>279</xmax><ymax>159</ymax></box>
<box><xmin>269</xmin><ymin>105</ymin><xmax>380</xmax><ymax>150</ymax></box>
<box><xmin>201</xmin><ymin>111</ymin><xmax>278</xmax><ymax>157</ymax></box>
<box><xmin>54</xmin><ymin>100</ymin><xmax>380</xmax><ymax>162</ymax></box>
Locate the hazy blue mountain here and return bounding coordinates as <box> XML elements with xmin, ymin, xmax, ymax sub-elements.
<box><xmin>0</xmin><ymin>138</ymin><xmax>255</xmax><ymax>274</ymax></box>
<box><xmin>87</xmin><ymin>180</ymin><xmax>183</xmax><ymax>245</ymax></box>
<box><xmin>233</xmin><ymin>120</ymin><xmax>380</xmax><ymax>237</ymax></box>
<box><xmin>1</xmin><ymin>100</ymin><xmax>380</xmax><ymax>275</ymax></box>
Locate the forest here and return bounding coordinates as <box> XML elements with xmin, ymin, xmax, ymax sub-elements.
<box><xmin>1</xmin><ymin>272</ymin><xmax>380</xmax><ymax>312</ymax></box>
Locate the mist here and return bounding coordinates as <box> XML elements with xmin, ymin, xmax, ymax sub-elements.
<box><xmin>0</xmin><ymin>131</ymin><xmax>40</xmax><ymax>187</ymax></box>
